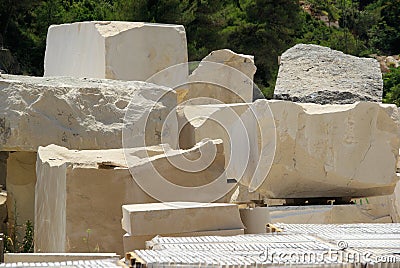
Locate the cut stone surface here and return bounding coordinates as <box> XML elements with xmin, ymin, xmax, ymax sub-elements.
<box><xmin>121</xmin><ymin>202</ymin><xmax>244</xmax><ymax>236</ymax></box>
<box><xmin>179</xmin><ymin>100</ymin><xmax>400</xmax><ymax>198</ymax></box>
<box><xmin>177</xmin><ymin>49</ymin><xmax>256</xmax><ymax>104</ymax></box>
<box><xmin>262</xmin><ymin>100</ymin><xmax>400</xmax><ymax>198</ymax></box>
<box><xmin>6</xmin><ymin>152</ymin><xmax>36</xmax><ymax>227</ymax></box>
<box><xmin>269</xmin><ymin>204</ymin><xmax>393</xmax><ymax>224</ymax></box>
<box><xmin>44</xmin><ymin>21</ymin><xmax>188</xmax><ymax>83</ymax></box>
<box><xmin>0</xmin><ymin>74</ymin><xmax>176</xmax><ymax>151</ymax></box>
<box><xmin>123</xmin><ymin>229</ymin><xmax>245</xmax><ymax>251</ymax></box>
<box><xmin>35</xmin><ymin>142</ymin><xmax>233</xmax><ymax>254</ymax></box>
<box><xmin>274</xmin><ymin>44</ymin><xmax>383</xmax><ymax>104</ymax></box>
<box><xmin>0</xmin><ymin>74</ymin><xmax>176</xmax><ymax>231</ymax></box>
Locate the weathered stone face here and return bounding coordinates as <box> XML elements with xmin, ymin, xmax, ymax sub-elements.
<box><xmin>44</xmin><ymin>21</ymin><xmax>188</xmax><ymax>83</ymax></box>
<box><xmin>7</xmin><ymin>151</ymin><xmax>37</xmax><ymax>227</ymax></box>
<box><xmin>274</xmin><ymin>44</ymin><xmax>383</xmax><ymax>104</ymax></box>
<box><xmin>179</xmin><ymin>100</ymin><xmax>400</xmax><ymax>199</ymax></box>
<box><xmin>0</xmin><ymin>74</ymin><xmax>176</xmax><ymax>151</ymax></box>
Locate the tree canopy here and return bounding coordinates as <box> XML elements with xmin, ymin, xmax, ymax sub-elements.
<box><xmin>0</xmin><ymin>0</ymin><xmax>399</xmax><ymax>100</ymax></box>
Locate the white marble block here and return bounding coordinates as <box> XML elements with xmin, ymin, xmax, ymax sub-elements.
<box><xmin>44</xmin><ymin>21</ymin><xmax>188</xmax><ymax>83</ymax></box>
<box><xmin>121</xmin><ymin>202</ymin><xmax>244</xmax><ymax>236</ymax></box>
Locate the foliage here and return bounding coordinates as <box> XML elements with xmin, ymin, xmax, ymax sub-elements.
<box><xmin>82</xmin><ymin>228</ymin><xmax>100</xmax><ymax>253</ymax></box>
<box><xmin>4</xmin><ymin>201</ymin><xmax>34</xmax><ymax>253</ymax></box>
<box><xmin>383</xmin><ymin>67</ymin><xmax>400</xmax><ymax>106</ymax></box>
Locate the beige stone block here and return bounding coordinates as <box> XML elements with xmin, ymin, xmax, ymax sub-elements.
<box><xmin>179</xmin><ymin>100</ymin><xmax>400</xmax><ymax>199</ymax></box>
<box><xmin>121</xmin><ymin>202</ymin><xmax>244</xmax><ymax>236</ymax></box>
<box><xmin>123</xmin><ymin>229</ymin><xmax>245</xmax><ymax>251</ymax></box>
<box><xmin>44</xmin><ymin>21</ymin><xmax>188</xmax><ymax>83</ymax></box>
<box><xmin>6</xmin><ymin>151</ymin><xmax>36</xmax><ymax>226</ymax></box>
<box><xmin>178</xmin><ymin>49</ymin><xmax>256</xmax><ymax>104</ymax></box>
<box><xmin>0</xmin><ymin>74</ymin><xmax>176</xmax><ymax>151</ymax></box>
<box><xmin>262</xmin><ymin>100</ymin><xmax>400</xmax><ymax>198</ymax></box>
<box><xmin>35</xmin><ymin>141</ymin><xmax>234</xmax><ymax>255</ymax></box>
<box><xmin>0</xmin><ymin>74</ymin><xmax>176</xmax><ymax>235</ymax></box>
<box><xmin>269</xmin><ymin>204</ymin><xmax>393</xmax><ymax>224</ymax></box>
<box><xmin>35</xmin><ymin>145</ymin><xmax>157</xmax><ymax>254</ymax></box>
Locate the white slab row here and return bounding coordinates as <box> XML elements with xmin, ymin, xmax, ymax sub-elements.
<box><xmin>123</xmin><ymin>229</ymin><xmax>244</xmax><ymax>252</ymax></box>
<box><xmin>44</xmin><ymin>21</ymin><xmax>188</xmax><ymax>84</ymax></box>
<box><xmin>178</xmin><ymin>100</ymin><xmax>400</xmax><ymax>198</ymax></box>
<box><xmin>0</xmin><ymin>74</ymin><xmax>176</xmax><ymax>151</ymax></box>
<box><xmin>121</xmin><ymin>202</ymin><xmax>244</xmax><ymax>236</ymax></box>
<box><xmin>130</xmin><ymin>223</ymin><xmax>400</xmax><ymax>267</ymax></box>
<box><xmin>35</xmin><ymin>141</ymin><xmax>234</xmax><ymax>255</ymax></box>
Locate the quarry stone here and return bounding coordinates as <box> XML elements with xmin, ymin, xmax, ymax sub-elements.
<box><xmin>274</xmin><ymin>44</ymin><xmax>383</xmax><ymax>104</ymax></box>
<box><xmin>179</xmin><ymin>100</ymin><xmax>400</xmax><ymax>198</ymax></box>
<box><xmin>177</xmin><ymin>49</ymin><xmax>256</xmax><ymax>104</ymax></box>
<box><xmin>35</xmin><ymin>142</ymin><xmax>233</xmax><ymax>254</ymax></box>
<box><xmin>121</xmin><ymin>202</ymin><xmax>244</xmax><ymax>236</ymax></box>
<box><xmin>44</xmin><ymin>21</ymin><xmax>188</xmax><ymax>83</ymax></box>
<box><xmin>0</xmin><ymin>74</ymin><xmax>176</xmax><ymax>151</ymax></box>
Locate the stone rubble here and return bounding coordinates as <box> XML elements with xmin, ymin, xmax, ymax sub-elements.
<box><xmin>0</xmin><ymin>20</ymin><xmax>399</xmax><ymax>264</ymax></box>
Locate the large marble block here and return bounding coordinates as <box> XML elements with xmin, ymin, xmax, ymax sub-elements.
<box><xmin>274</xmin><ymin>44</ymin><xmax>383</xmax><ymax>104</ymax></box>
<box><xmin>35</xmin><ymin>141</ymin><xmax>233</xmax><ymax>254</ymax></box>
<box><xmin>177</xmin><ymin>49</ymin><xmax>256</xmax><ymax>104</ymax></box>
<box><xmin>0</xmin><ymin>74</ymin><xmax>176</xmax><ymax>151</ymax></box>
<box><xmin>123</xmin><ymin>229</ymin><xmax>245</xmax><ymax>252</ymax></box>
<box><xmin>0</xmin><ymin>74</ymin><xmax>176</xmax><ymax>228</ymax></box>
<box><xmin>44</xmin><ymin>21</ymin><xmax>188</xmax><ymax>83</ymax></box>
<box><xmin>178</xmin><ymin>100</ymin><xmax>400</xmax><ymax>198</ymax></box>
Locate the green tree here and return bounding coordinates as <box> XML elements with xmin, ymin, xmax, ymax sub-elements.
<box><xmin>383</xmin><ymin>67</ymin><xmax>400</xmax><ymax>106</ymax></box>
<box><xmin>225</xmin><ymin>0</ymin><xmax>303</xmax><ymax>97</ymax></box>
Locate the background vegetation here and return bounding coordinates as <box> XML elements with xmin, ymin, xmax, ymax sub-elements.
<box><xmin>0</xmin><ymin>0</ymin><xmax>399</xmax><ymax>101</ymax></box>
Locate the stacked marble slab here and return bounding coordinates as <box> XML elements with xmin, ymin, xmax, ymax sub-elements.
<box><xmin>127</xmin><ymin>223</ymin><xmax>400</xmax><ymax>267</ymax></box>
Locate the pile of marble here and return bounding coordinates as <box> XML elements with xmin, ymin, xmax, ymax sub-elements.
<box><xmin>0</xmin><ymin>21</ymin><xmax>398</xmax><ymax>256</ymax></box>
